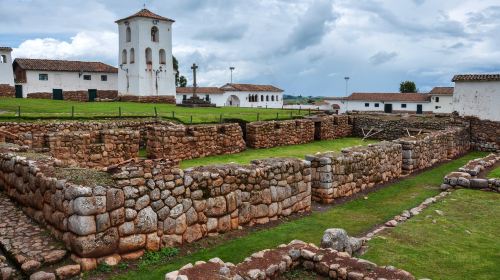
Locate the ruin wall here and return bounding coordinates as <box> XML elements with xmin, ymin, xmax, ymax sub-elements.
<box><xmin>246</xmin><ymin>119</ymin><xmax>315</xmax><ymax>148</ymax></box>
<box><xmin>469</xmin><ymin>117</ymin><xmax>500</xmax><ymax>152</ymax></box>
<box><xmin>146</xmin><ymin>123</ymin><xmax>246</xmax><ymax>161</ymax></box>
<box><xmin>314</xmin><ymin>115</ymin><xmax>353</xmax><ymax>140</ymax></box>
<box><xmin>0</xmin><ymin>84</ymin><xmax>15</xmax><ymax>97</ymax></box>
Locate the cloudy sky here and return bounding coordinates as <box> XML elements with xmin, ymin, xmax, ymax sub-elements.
<box><xmin>1</xmin><ymin>0</ymin><xmax>500</xmax><ymax>96</ymax></box>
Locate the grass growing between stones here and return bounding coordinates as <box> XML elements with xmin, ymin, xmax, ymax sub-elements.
<box><xmin>111</xmin><ymin>151</ymin><xmax>487</xmax><ymax>280</ymax></box>
<box><xmin>0</xmin><ymin>97</ymin><xmax>310</xmax><ymax>123</ymax></box>
<box><xmin>487</xmin><ymin>166</ymin><xmax>500</xmax><ymax>178</ymax></box>
<box><xmin>363</xmin><ymin>189</ymin><xmax>500</xmax><ymax>280</ymax></box>
<box><xmin>180</xmin><ymin>137</ymin><xmax>377</xmax><ymax>168</ymax></box>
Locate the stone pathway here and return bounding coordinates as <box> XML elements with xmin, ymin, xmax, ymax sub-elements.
<box><xmin>0</xmin><ymin>192</ymin><xmax>68</xmax><ymax>276</ymax></box>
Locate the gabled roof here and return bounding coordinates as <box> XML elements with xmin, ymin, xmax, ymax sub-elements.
<box><xmin>429</xmin><ymin>87</ymin><xmax>454</xmax><ymax>95</ymax></box>
<box><xmin>13</xmin><ymin>58</ymin><xmax>118</xmax><ymax>73</ymax></box>
<box><xmin>176</xmin><ymin>87</ymin><xmax>225</xmax><ymax>94</ymax></box>
<box><xmin>115</xmin><ymin>9</ymin><xmax>175</xmax><ymax>23</ymax></box>
<box><xmin>220</xmin><ymin>83</ymin><xmax>283</xmax><ymax>93</ymax></box>
<box><xmin>0</xmin><ymin>47</ymin><xmax>12</xmax><ymax>51</ymax></box>
<box><xmin>452</xmin><ymin>74</ymin><xmax>500</xmax><ymax>82</ymax></box>
<box><xmin>345</xmin><ymin>92</ymin><xmax>430</xmax><ymax>102</ymax></box>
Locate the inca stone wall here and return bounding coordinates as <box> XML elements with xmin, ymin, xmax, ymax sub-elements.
<box><xmin>352</xmin><ymin>115</ymin><xmax>464</xmax><ymax>140</ymax></box>
<box><xmin>48</xmin><ymin>129</ymin><xmax>140</xmax><ymax>168</ymax></box>
<box><xmin>469</xmin><ymin>117</ymin><xmax>500</xmax><ymax>152</ymax></box>
<box><xmin>313</xmin><ymin>115</ymin><xmax>353</xmax><ymax>140</ymax></box>
<box><xmin>396</xmin><ymin>127</ymin><xmax>470</xmax><ymax>174</ymax></box>
<box><xmin>246</xmin><ymin>119</ymin><xmax>315</xmax><ymax>148</ymax></box>
<box><xmin>308</xmin><ymin>142</ymin><xmax>402</xmax><ymax>203</ymax></box>
<box><xmin>146</xmin><ymin>123</ymin><xmax>246</xmax><ymax>161</ymax></box>
<box><xmin>0</xmin><ymin>154</ymin><xmax>311</xmax><ymax>263</ymax></box>
<box><xmin>0</xmin><ymin>84</ymin><xmax>15</xmax><ymax>97</ymax></box>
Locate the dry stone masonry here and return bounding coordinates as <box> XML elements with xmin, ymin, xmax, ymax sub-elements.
<box><xmin>442</xmin><ymin>153</ymin><xmax>500</xmax><ymax>192</ymax></box>
<box><xmin>246</xmin><ymin>119</ymin><xmax>315</xmax><ymax>148</ymax></box>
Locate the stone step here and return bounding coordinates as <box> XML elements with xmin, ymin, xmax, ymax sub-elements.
<box><xmin>0</xmin><ymin>192</ymin><xmax>74</xmax><ymax>277</ymax></box>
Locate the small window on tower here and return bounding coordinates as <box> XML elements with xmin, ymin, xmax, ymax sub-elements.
<box><xmin>126</xmin><ymin>27</ymin><xmax>131</xmax><ymax>42</ymax></box>
<box><xmin>151</xmin><ymin>26</ymin><xmax>159</xmax><ymax>42</ymax></box>
<box><xmin>205</xmin><ymin>95</ymin><xmax>209</xmax><ymax>102</ymax></box>
<box><xmin>83</xmin><ymin>75</ymin><xmax>91</xmax><ymax>80</ymax></box>
<box><xmin>159</xmin><ymin>49</ymin><xmax>166</xmax><ymax>64</ymax></box>
<box><xmin>0</xmin><ymin>55</ymin><xmax>6</xmax><ymax>63</ymax></box>
<box><xmin>435</xmin><ymin>97</ymin><xmax>440</xmax><ymax>102</ymax></box>
<box><xmin>130</xmin><ymin>48</ymin><xmax>135</xmax><ymax>64</ymax></box>
<box><xmin>145</xmin><ymin>48</ymin><xmax>152</xmax><ymax>65</ymax></box>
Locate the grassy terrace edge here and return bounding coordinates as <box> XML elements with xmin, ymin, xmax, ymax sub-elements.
<box><xmin>109</xmin><ymin>151</ymin><xmax>488</xmax><ymax>280</ymax></box>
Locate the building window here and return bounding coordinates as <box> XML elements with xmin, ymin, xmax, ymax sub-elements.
<box><xmin>101</xmin><ymin>75</ymin><xmax>107</xmax><ymax>81</ymax></box>
<box><xmin>145</xmin><ymin>48</ymin><xmax>152</xmax><ymax>65</ymax></box>
<box><xmin>401</xmin><ymin>104</ymin><xmax>407</xmax><ymax>108</ymax></box>
<box><xmin>122</xmin><ymin>49</ymin><xmax>127</xmax><ymax>64</ymax></box>
<box><xmin>435</xmin><ymin>96</ymin><xmax>440</xmax><ymax>102</ymax></box>
<box><xmin>130</xmin><ymin>48</ymin><xmax>135</xmax><ymax>64</ymax></box>
<box><xmin>374</xmin><ymin>103</ymin><xmax>379</xmax><ymax>107</ymax></box>
<box><xmin>151</xmin><ymin>26</ymin><xmax>159</xmax><ymax>42</ymax></box>
<box><xmin>126</xmin><ymin>27</ymin><xmax>131</xmax><ymax>42</ymax></box>
<box><xmin>205</xmin><ymin>94</ymin><xmax>209</xmax><ymax>102</ymax></box>
<box><xmin>271</xmin><ymin>95</ymin><xmax>274</xmax><ymax>101</ymax></box>
<box><xmin>266</xmin><ymin>95</ymin><xmax>269</xmax><ymax>101</ymax></box>
<box><xmin>365</xmin><ymin>103</ymin><xmax>369</xmax><ymax>107</ymax></box>
<box><xmin>39</xmin><ymin>74</ymin><xmax>48</xmax><ymax>81</ymax></box>
<box><xmin>261</xmin><ymin>95</ymin><xmax>264</xmax><ymax>102</ymax></box>
<box><xmin>159</xmin><ymin>49</ymin><xmax>166</xmax><ymax>64</ymax></box>
<box><xmin>435</xmin><ymin>106</ymin><xmax>441</xmax><ymax>109</ymax></box>
<box><xmin>83</xmin><ymin>75</ymin><xmax>91</xmax><ymax>80</ymax></box>
<box><xmin>0</xmin><ymin>55</ymin><xmax>6</xmax><ymax>63</ymax></box>
<box><xmin>276</xmin><ymin>95</ymin><xmax>279</xmax><ymax>101</ymax></box>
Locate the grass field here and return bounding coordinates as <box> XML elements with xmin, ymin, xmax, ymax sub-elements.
<box><xmin>111</xmin><ymin>151</ymin><xmax>487</xmax><ymax>280</ymax></box>
<box><xmin>363</xmin><ymin>189</ymin><xmax>500</xmax><ymax>280</ymax></box>
<box><xmin>487</xmin><ymin>166</ymin><xmax>500</xmax><ymax>178</ymax></box>
<box><xmin>180</xmin><ymin>137</ymin><xmax>377</xmax><ymax>168</ymax></box>
<box><xmin>0</xmin><ymin>98</ymin><xmax>314</xmax><ymax>124</ymax></box>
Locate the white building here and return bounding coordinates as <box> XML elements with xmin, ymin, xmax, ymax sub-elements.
<box><xmin>0</xmin><ymin>47</ymin><xmax>14</xmax><ymax>86</ymax></box>
<box><xmin>13</xmin><ymin>58</ymin><xmax>117</xmax><ymax>100</ymax></box>
<box><xmin>116</xmin><ymin>9</ymin><xmax>176</xmax><ymax>99</ymax></box>
<box><xmin>453</xmin><ymin>74</ymin><xmax>500</xmax><ymax>121</ymax></box>
<box><xmin>429</xmin><ymin>87</ymin><xmax>454</xmax><ymax>114</ymax></box>
<box><xmin>175</xmin><ymin>83</ymin><xmax>284</xmax><ymax>108</ymax></box>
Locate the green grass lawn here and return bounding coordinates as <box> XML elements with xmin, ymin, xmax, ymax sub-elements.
<box><xmin>487</xmin><ymin>166</ymin><xmax>500</xmax><ymax>178</ymax></box>
<box><xmin>363</xmin><ymin>189</ymin><xmax>500</xmax><ymax>280</ymax></box>
<box><xmin>180</xmin><ymin>137</ymin><xmax>377</xmax><ymax>168</ymax></box>
<box><xmin>0</xmin><ymin>97</ymin><xmax>312</xmax><ymax>124</ymax></box>
<box><xmin>111</xmin><ymin>151</ymin><xmax>487</xmax><ymax>280</ymax></box>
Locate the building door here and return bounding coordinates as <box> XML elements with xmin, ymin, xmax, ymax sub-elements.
<box><xmin>88</xmin><ymin>89</ymin><xmax>97</xmax><ymax>102</ymax></box>
<box><xmin>384</xmin><ymin>104</ymin><xmax>393</xmax><ymax>113</ymax></box>
<box><xmin>52</xmin><ymin>89</ymin><xmax>63</xmax><ymax>100</ymax></box>
<box><xmin>15</xmin><ymin>85</ymin><xmax>23</xmax><ymax>98</ymax></box>
<box><xmin>416</xmin><ymin>104</ymin><xmax>423</xmax><ymax>114</ymax></box>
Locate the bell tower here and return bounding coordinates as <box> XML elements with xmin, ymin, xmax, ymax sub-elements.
<box><xmin>0</xmin><ymin>47</ymin><xmax>14</xmax><ymax>86</ymax></box>
<box><xmin>116</xmin><ymin>9</ymin><xmax>176</xmax><ymax>98</ymax></box>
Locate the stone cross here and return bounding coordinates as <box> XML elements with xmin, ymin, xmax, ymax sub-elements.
<box><xmin>191</xmin><ymin>63</ymin><xmax>198</xmax><ymax>97</ymax></box>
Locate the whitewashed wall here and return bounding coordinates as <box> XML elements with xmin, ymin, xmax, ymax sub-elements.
<box><xmin>343</xmin><ymin>100</ymin><xmax>431</xmax><ymax>113</ymax></box>
<box><xmin>175</xmin><ymin>91</ymin><xmax>284</xmax><ymax>108</ymax></box>
<box><xmin>20</xmin><ymin>70</ymin><xmax>117</xmax><ymax>97</ymax></box>
<box><xmin>0</xmin><ymin>49</ymin><xmax>14</xmax><ymax>86</ymax></box>
<box><xmin>453</xmin><ymin>81</ymin><xmax>500</xmax><ymax>121</ymax></box>
<box><xmin>429</xmin><ymin>95</ymin><xmax>453</xmax><ymax>114</ymax></box>
<box><xmin>117</xmin><ymin>17</ymin><xmax>176</xmax><ymax>97</ymax></box>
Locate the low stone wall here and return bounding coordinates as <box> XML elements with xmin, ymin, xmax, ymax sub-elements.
<box><xmin>48</xmin><ymin>129</ymin><xmax>140</xmax><ymax>168</ymax></box>
<box><xmin>119</xmin><ymin>95</ymin><xmax>176</xmax><ymax>104</ymax></box>
<box><xmin>469</xmin><ymin>117</ymin><xmax>500</xmax><ymax>152</ymax></box>
<box><xmin>246</xmin><ymin>119</ymin><xmax>315</xmax><ymax>148</ymax></box>
<box><xmin>313</xmin><ymin>115</ymin><xmax>353</xmax><ymax>140</ymax></box>
<box><xmin>353</xmin><ymin>115</ymin><xmax>464</xmax><ymax>140</ymax></box>
<box><xmin>167</xmin><ymin>240</ymin><xmax>414</xmax><ymax>280</ymax></box>
<box><xmin>396</xmin><ymin>127</ymin><xmax>470</xmax><ymax>174</ymax></box>
<box><xmin>442</xmin><ymin>153</ymin><xmax>500</xmax><ymax>192</ymax></box>
<box><xmin>0</xmin><ymin>154</ymin><xmax>311</xmax><ymax>262</ymax></box>
<box><xmin>146</xmin><ymin>123</ymin><xmax>246</xmax><ymax>161</ymax></box>
<box><xmin>27</xmin><ymin>90</ymin><xmax>118</xmax><ymax>101</ymax></box>
<box><xmin>308</xmin><ymin>142</ymin><xmax>402</xmax><ymax>203</ymax></box>
<box><xmin>0</xmin><ymin>84</ymin><xmax>14</xmax><ymax>97</ymax></box>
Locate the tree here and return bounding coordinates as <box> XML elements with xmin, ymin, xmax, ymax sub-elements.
<box><xmin>173</xmin><ymin>56</ymin><xmax>187</xmax><ymax>87</ymax></box>
<box><xmin>399</xmin><ymin>81</ymin><xmax>418</xmax><ymax>93</ymax></box>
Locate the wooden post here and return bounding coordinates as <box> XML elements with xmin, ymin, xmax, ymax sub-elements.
<box><xmin>71</xmin><ymin>106</ymin><xmax>74</xmax><ymax>118</ymax></box>
<box><xmin>119</xmin><ymin>107</ymin><xmax>122</xmax><ymax>117</ymax></box>
<box><xmin>219</xmin><ymin>114</ymin><xmax>223</xmax><ymax>123</ymax></box>
<box><xmin>17</xmin><ymin>106</ymin><xmax>20</xmax><ymax>118</ymax></box>
<box><xmin>190</xmin><ymin>115</ymin><xmax>193</xmax><ymax>124</ymax></box>
<box><xmin>257</xmin><ymin>113</ymin><xmax>260</xmax><ymax>121</ymax></box>
<box><xmin>154</xmin><ymin>106</ymin><xmax>158</xmax><ymax>118</ymax></box>
<box><xmin>172</xmin><ymin>111</ymin><xmax>175</xmax><ymax>118</ymax></box>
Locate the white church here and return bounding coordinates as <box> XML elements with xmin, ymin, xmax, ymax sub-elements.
<box><xmin>0</xmin><ymin>8</ymin><xmax>284</xmax><ymax>107</ymax></box>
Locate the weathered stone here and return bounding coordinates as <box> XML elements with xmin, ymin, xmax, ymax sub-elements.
<box><xmin>118</xmin><ymin>234</ymin><xmax>146</xmax><ymax>253</ymax></box>
<box><xmin>29</xmin><ymin>271</ymin><xmax>55</xmax><ymax>280</ymax></box>
<box><xmin>55</xmin><ymin>264</ymin><xmax>81</xmax><ymax>279</ymax></box>
<box><xmin>135</xmin><ymin>206</ymin><xmax>157</xmax><ymax>233</ymax></box>
<box><xmin>68</xmin><ymin>215</ymin><xmax>96</xmax><ymax>235</ymax></box>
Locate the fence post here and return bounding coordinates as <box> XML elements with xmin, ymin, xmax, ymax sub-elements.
<box><xmin>276</xmin><ymin>112</ymin><xmax>279</xmax><ymax>120</ymax></box>
<box><xmin>172</xmin><ymin>111</ymin><xmax>175</xmax><ymax>118</ymax></box>
<box><xmin>290</xmin><ymin>111</ymin><xmax>292</xmax><ymax>119</ymax></box>
<box><xmin>119</xmin><ymin>106</ymin><xmax>122</xmax><ymax>117</ymax></box>
<box><xmin>71</xmin><ymin>106</ymin><xmax>74</xmax><ymax>118</ymax></box>
<box><xmin>17</xmin><ymin>106</ymin><xmax>21</xmax><ymax>118</ymax></box>
<box><xmin>154</xmin><ymin>106</ymin><xmax>158</xmax><ymax>118</ymax></box>
<box><xmin>190</xmin><ymin>115</ymin><xmax>193</xmax><ymax>124</ymax></box>
<box><xmin>308</xmin><ymin>108</ymin><xmax>311</xmax><ymax>115</ymax></box>
<box><xmin>219</xmin><ymin>114</ymin><xmax>223</xmax><ymax>123</ymax></box>
<box><xmin>299</xmin><ymin>106</ymin><xmax>301</xmax><ymax>114</ymax></box>
<box><xmin>257</xmin><ymin>113</ymin><xmax>260</xmax><ymax>121</ymax></box>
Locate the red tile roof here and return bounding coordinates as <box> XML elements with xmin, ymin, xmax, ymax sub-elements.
<box><xmin>346</xmin><ymin>92</ymin><xmax>430</xmax><ymax>102</ymax></box>
<box><xmin>0</xmin><ymin>47</ymin><xmax>12</xmax><ymax>51</ymax></box>
<box><xmin>116</xmin><ymin>9</ymin><xmax>174</xmax><ymax>23</ymax></box>
<box><xmin>176</xmin><ymin>87</ymin><xmax>224</xmax><ymax>94</ymax></box>
<box><xmin>429</xmin><ymin>87</ymin><xmax>454</xmax><ymax>95</ymax></box>
<box><xmin>221</xmin><ymin>83</ymin><xmax>283</xmax><ymax>92</ymax></box>
<box><xmin>14</xmin><ymin>58</ymin><xmax>118</xmax><ymax>73</ymax></box>
<box><xmin>452</xmin><ymin>74</ymin><xmax>500</xmax><ymax>82</ymax></box>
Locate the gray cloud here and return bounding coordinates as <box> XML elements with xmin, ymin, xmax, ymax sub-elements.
<box><xmin>195</xmin><ymin>24</ymin><xmax>249</xmax><ymax>42</ymax></box>
<box><xmin>369</xmin><ymin>51</ymin><xmax>398</xmax><ymax>65</ymax></box>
